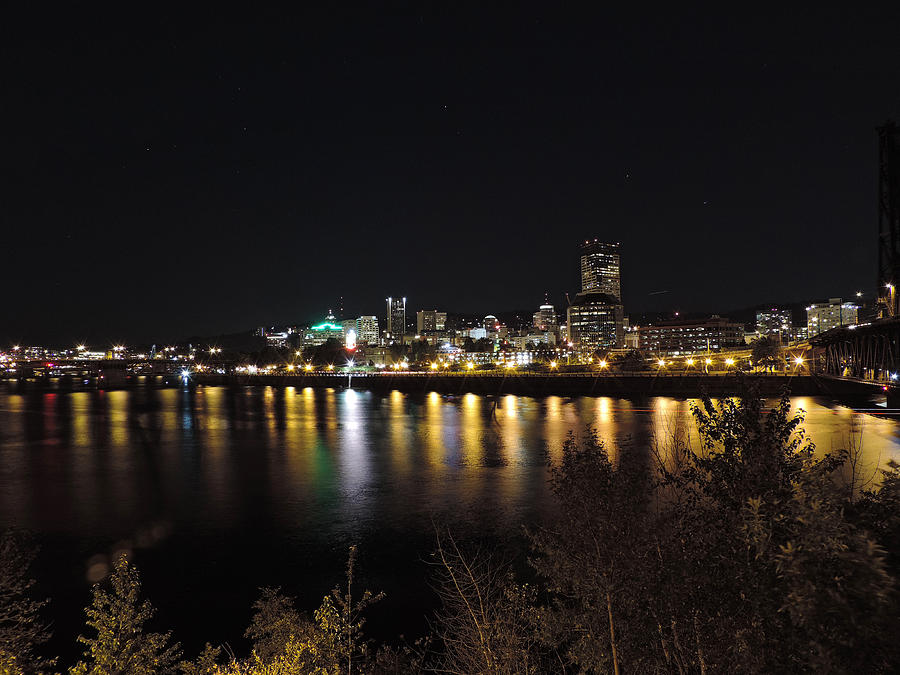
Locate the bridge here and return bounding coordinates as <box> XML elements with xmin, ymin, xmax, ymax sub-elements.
<box><xmin>810</xmin><ymin>318</ymin><xmax>900</xmax><ymax>405</ymax></box>
<box><xmin>804</xmin><ymin>121</ymin><xmax>900</xmax><ymax>406</ymax></box>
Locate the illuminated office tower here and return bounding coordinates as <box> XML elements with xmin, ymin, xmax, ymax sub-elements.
<box><xmin>385</xmin><ymin>296</ymin><xmax>407</xmax><ymax>340</ymax></box>
<box><xmin>580</xmin><ymin>239</ymin><xmax>621</xmax><ymax>302</ymax></box>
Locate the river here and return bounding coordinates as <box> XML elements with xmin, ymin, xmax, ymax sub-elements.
<box><xmin>0</xmin><ymin>384</ymin><xmax>896</xmax><ymax>662</ymax></box>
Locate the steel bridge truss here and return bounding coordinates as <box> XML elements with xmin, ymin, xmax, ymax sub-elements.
<box><xmin>812</xmin><ymin>320</ymin><xmax>900</xmax><ymax>382</ymax></box>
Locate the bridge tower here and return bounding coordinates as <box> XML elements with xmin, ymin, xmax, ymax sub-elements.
<box><xmin>877</xmin><ymin>120</ymin><xmax>900</xmax><ymax>316</ymax></box>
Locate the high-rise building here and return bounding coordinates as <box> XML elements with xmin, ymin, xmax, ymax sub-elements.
<box><xmin>484</xmin><ymin>315</ymin><xmax>499</xmax><ymax>332</ymax></box>
<box><xmin>580</xmin><ymin>240</ymin><xmax>621</xmax><ymax>301</ymax></box>
<box><xmin>806</xmin><ymin>298</ymin><xmax>859</xmax><ymax>337</ymax></box>
<box><xmin>356</xmin><ymin>316</ymin><xmax>379</xmax><ymax>345</ymax></box>
<box><xmin>756</xmin><ymin>308</ymin><xmax>793</xmax><ymax>343</ymax></box>
<box><xmin>385</xmin><ymin>297</ymin><xmax>407</xmax><ymax>340</ymax></box>
<box><xmin>533</xmin><ymin>302</ymin><xmax>558</xmax><ymax>331</ymax></box>
<box><xmin>416</xmin><ymin>310</ymin><xmax>447</xmax><ymax>333</ymax></box>
<box><xmin>566</xmin><ymin>291</ymin><xmax>624</xmax><ymax>352</ymax></box>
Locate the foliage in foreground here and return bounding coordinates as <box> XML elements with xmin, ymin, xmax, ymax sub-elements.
<box><xmin>2</xmin><ymin>388</ymin><xmax>899</xmax><ymax>673</ymax></box>
<box><xmin>0</xmin><ymin>532</ymin><xmax>53</xmax><ymax>673</ymax></box>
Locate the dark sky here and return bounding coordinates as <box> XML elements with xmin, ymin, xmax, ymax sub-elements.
<box><xmin>4</xmin><ymin>5</ymin><xmax>900</xmax><ymax>344</ymax></box>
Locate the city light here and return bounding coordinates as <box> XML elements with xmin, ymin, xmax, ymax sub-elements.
<box><xmin>550</xmin><ymin>361</ymin><xmax>557</xmax><ymax>368</ymax></box>
<box><xmin>430</xmin><ymin>362</ymin><xmax>438</xmax><ymax>370</ymax></box>
<box><xmin>725</xmin><ymin>358</ymin><xmax>735</xmax><ymax>366</ymax></box>
<box><xmin>466</xmin><ymin>362</ymin><xmax>475</xmax><ymax>370</ymax></box>
<box><xmin>686</xmin><ymin>358</ymin><xmax>695</xmax><ymax>366</ymax></box>
<box><xmin>705</xmin><ymin>358</ymin><xmax>712</xmax><ymax>365</ymax></box>
<box><xmin>794</xmin><ymin>356</ymin><xmax>804</xmax><ymax>366</ymax></box>
<box><xmin>327</xmin><ymin>364</ymin><xmax>334</xmax><ymax>371</ymax></box>
<box><xmin>305</xmin><ymin>364</ymin><xmax>313</xmax><ymax>371</ymax></box>
<box><xmin>658</xmin><ymin>359</ymin><xmax>666</xmax><ymax>367</ymax></box>
<box><xmin>286</xmin><ymin>364</ymin><xmax>294</xmax><ymax>371</ymax></box>
<box><xmin>598</xmin><ymin>360</ymin><xmax>607</xmax><ymax>368</ymax></box>
<box><xmin>247</xmin><ymin>365</ymin><xmax>258</xmax><ymax>374</ymax></box>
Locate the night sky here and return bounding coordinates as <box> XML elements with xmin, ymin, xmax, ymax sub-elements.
<box><xmin>5</xmin><ymin>6</ymin><xmax>900</xmax><ymax>344</ymax></box>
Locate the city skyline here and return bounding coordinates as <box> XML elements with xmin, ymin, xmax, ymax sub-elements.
<box><xmin>4</xmin><ymin>6</ymin><xmax>899</xmax><ymax>344</ymax></box>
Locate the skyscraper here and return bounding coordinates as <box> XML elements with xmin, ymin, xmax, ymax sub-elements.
<box><xmin>580</xmin><ymin>240</ymin><xmax>621</xmax><ymax>301</ymax></box>
<box><xmin>566</xmin><ymin>291</ymin><xmax>624</xmax><ymax>352</ymax></box>
<box><xmin>385</xmin><ymin>297</ymin><xmax>407</xmax><ymax>339</ymax></box>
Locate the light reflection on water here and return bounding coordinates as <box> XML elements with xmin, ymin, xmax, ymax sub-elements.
<box><xmin>1</xmin><ymin>387</ymin><xmax>898</xmax><ymax>536</ymax></box>
<box><xmin>0</xmin><ymin>386</ymin><xmax>898</xmax><ymax>658</ymax></box>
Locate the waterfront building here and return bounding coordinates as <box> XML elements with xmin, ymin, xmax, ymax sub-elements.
<box><xmin>385</xmin><ymin>297</ymin><xmax>407</xmax><ymax>342</ymax></box>
<box><xmin>806</xmin><ymin>298</ymin><xmax>860</xmax><ymax>337</ymax></box>
<box><xmin>637</xmin><ymin>316</ymin><xmax>745</xmax><ymax>354</ymax></box>
<box><xmin>580</xmin><ymin>239</ymin><xmax>621</xmax><ymax>301</ymax></box>
<box><xmin>416</xmin><ymin>309</ymin><xmax>447</xmax><ymax>333</ymax></box>
<box><xmin>756</xmin><ymin>308</ymin><xmax>793</xmax><ymax>344</ymax></box>
<box><xmin>356</xmin><ymin>316</ymin><xmax>379</xmax><ymax>345</ymax></box>
<box><xmin>566</xmin><ymin>291</ymin><xmax>624</xmax><ymax>352</ymax></box>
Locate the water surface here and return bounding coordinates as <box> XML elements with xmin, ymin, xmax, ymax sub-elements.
<box><xmin>0</xmin><ymin>385</ymin><xmax>895</xmax><ymax>660</ymax></box>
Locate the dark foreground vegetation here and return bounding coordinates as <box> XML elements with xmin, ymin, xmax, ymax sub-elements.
<box><xmin>2</xmin><ymin>390</ymin><xmax>899</xmax><ymax>673</ymax></box>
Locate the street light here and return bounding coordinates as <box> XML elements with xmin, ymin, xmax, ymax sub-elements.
<box><xmin>725</xmin><ymin>358</ymin><xmax>735</xmax><ymax>367</ymax></box>
<box><xmin>598</xmin><ymin>360</ymin><xmax>607</xmax><ymax>369</ymax></box>
<box><xmin>549</xmin><ymin>361</ymin><xmax>557</xmax><ymax>369</ymax></box>
<box><xmin>794</xmin><ymin>356</ymin><xmax>804</xmax><ymax>366</ymax></box>
<box><xmin>466</xmin><ymin>362</ymin><xmax>475</xmax><ymax>370</ymax></box>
